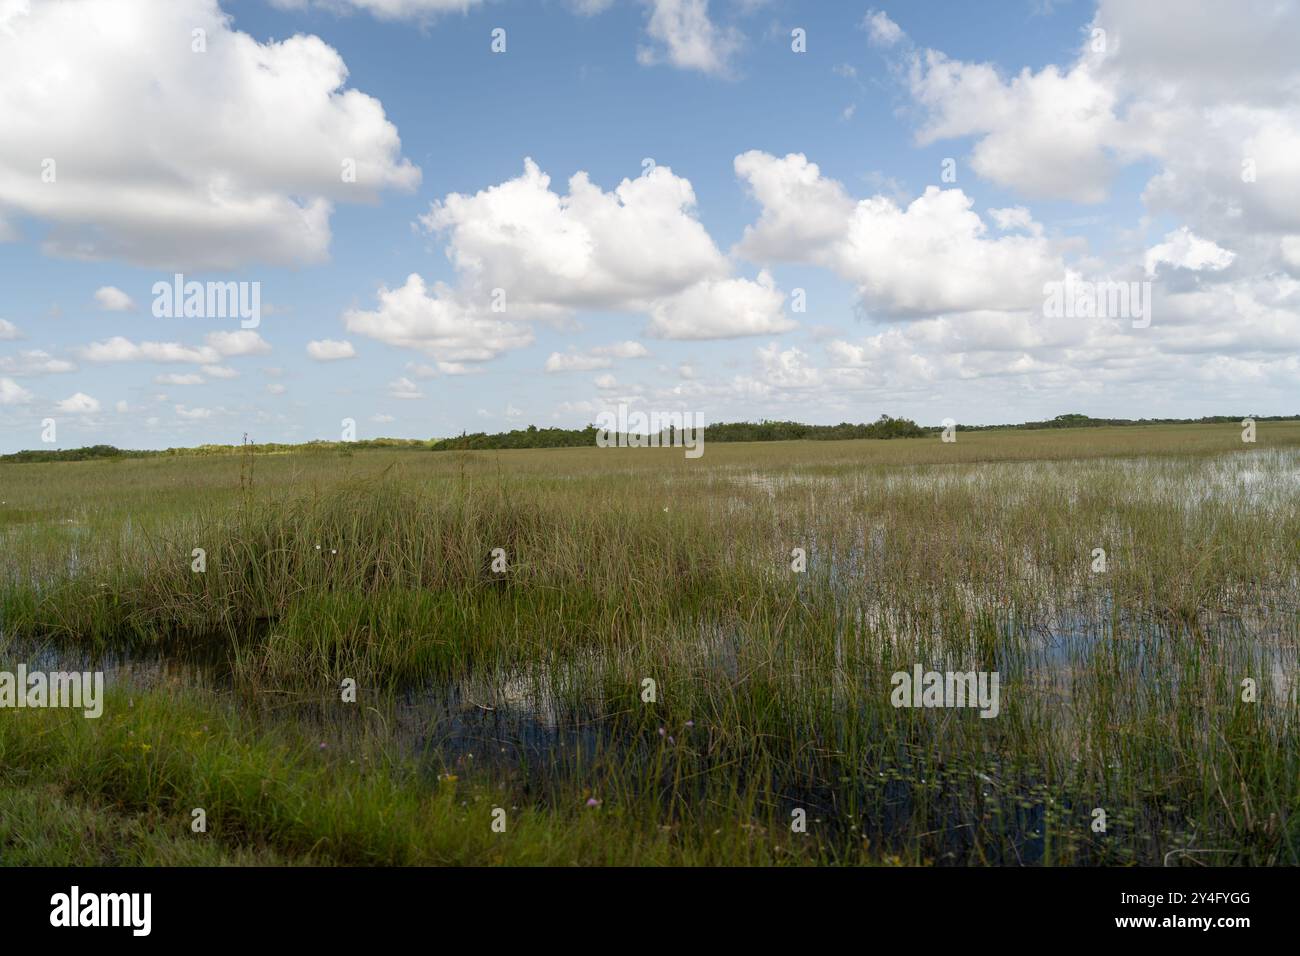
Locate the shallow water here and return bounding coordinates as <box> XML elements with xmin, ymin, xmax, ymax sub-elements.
<box><xmin>4</xmin><ymin>444</ymin><xmax>1297</xmax><ymax>864</ymax></box>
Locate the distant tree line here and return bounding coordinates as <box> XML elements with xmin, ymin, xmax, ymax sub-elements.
<box><xmin>428</xmin><ymin>415</ymin><xmax>927</xmax><ymax>450</ymax></box>
<box><xmin>0</xmin><ymin>444</ymin><xmax>151</xmax><ymax>463</ymax></box>
<box><xmin>2</xmin><ymin>413</ymin><xmax>1294</xmax><ymax>462</ymax></box>
<box><xmin>947</xmin><ymin>412</ymin><xmax>1293</xmax><ymax>432</ymax></box>
<box><xmin>430</xmin><ymin>425</ymin><xmax>598</xmax><ymax>451</ymax></box>
<box><xmin>0</xmin><ymin>438</ymin><xmax>431</xmax><ymax>463</ymax></box>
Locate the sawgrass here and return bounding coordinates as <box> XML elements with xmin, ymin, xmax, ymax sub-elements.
<box><xmin>1</xmin><ymin>421</ymin><xmax>1297</xmax><ymax>865</ymax></box>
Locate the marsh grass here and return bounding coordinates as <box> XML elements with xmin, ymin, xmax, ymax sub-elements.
<box><xmin>1</xmin><ymin>422</ymin><xmax>1297</xmax><ymax>865</ymax></box>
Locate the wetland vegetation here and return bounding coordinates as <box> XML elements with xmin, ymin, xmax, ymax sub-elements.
<box><xmin>1</xmin><ymin>421</ymin><xmax>1297</xmax><ymax>865</ymax></box>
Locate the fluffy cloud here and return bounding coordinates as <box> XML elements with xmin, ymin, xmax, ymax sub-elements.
<box><xmin>1144</xmin><ymin>228</ymin><xmax>1236</xmax><ymax>277</ymax></box>
<box><xmin>0</xmin><ymin>318</ymin><xmax>19</xmax><ymax>339</ymax></box>
<box><xmin>803</xmin><ymin>268</ymin><xmax>1300</xmax><ymax>406</ymax></box>
<box><xmin>405</xmin><ymin>360</ymin><xmax>478</xmax><ymax>377</ymax></box>
<box><xmin>78</xmin><ymin>331</ymin><xmax>271</xmax><ymax>364</ymax></box>
<box><xmin>863</xmin><ymin>10</ymin><xmax>903</xmax><ymax>48</ymax></box>
<box><xmin>814</xmin><ymin>0</ymin><xmax>1300</xmax><ymax>414</ymax></box>
<box><xmin>204</xmin><ymin>331</ymin><xmax>272</xmax><ymax>358</ymax></box>
<box><xmin>0</xmin><ymin>350</ymin><xmax>75</xmax><ymax>376</ymax></box>
<box><xmin>735</xmin><ymin>151</ymin><xmax>1065</xmax><ymax>317</ymax></box>
<box><xmin>0</xmin><ymin>377</ymin><xmax>33</xmax><ymax>405</ymax></box>
<box><xmin>637</xmin><ymin>0</ymin><xmax>741</xmax><ymax>77</ymax></box>
<box><xmin>387</xmin><ymin>376</ymin><xmax>424</xmax><ymax>400</ymax></box>
<box><xmin>594</xmin><ymin>340</ymin><xmax>650</xmax><ymax>359</ymax></box>
<box><xmin>413</xmin><ymin>158</ymin><xmax>789</xmax><ymax>342</ymax></box>
<box><xmin>646</xmin><ymin>270</ymin><xmax>791</xmax><ymax>338</ymax></box>
<box><xmin>755</xmin><ymin>343</ymin><xmax>822</xmax><ymax>389</ymax></box>
<box><xmin>94</xmin><ymin>286</ymin><xmax>135</xmax><ymax>311</ymax></box>
<box><xmin>0</xmin><ymin>0</ymin><xmax>418</xmax><ymax>269</ymax></box>
<box><xmin>422</xmin><ymin>159</ymin><xmax>727</xmax><ymax>309</ymax></box>
<box><xmin>1156</xmin><ymin>275</ymin><xmax>1300</xmax><ymax>356</ymax></box>
<box><xmin>80</xmin><ymin>338</ymin><xmax>214</xmax><ymax>364</ymax></box>
<box><xmin>545</xmin><ymin>352</ymin><xmax>613</xmax><ymax>373</ymax></box>
<box><xmin>306</xmin><ymin>339</ymin><xmax>357</xmax><ymax>361</ymax></box>
<box><xmin>343</xmin><ymin>274</ymin><xmax>534</xmax><ymax>362</ymax></box>
<box><xmin>545</xmin><ymin>340</ymin><xmax>650</xmax><ymax>372</ymax></box>
<box><xmin>907</xmin><ymin>51</ymin><xmax>1120</xmax><ymax>204</ymax></box>
<box><xmin>733</xmin><ymin>151</ymin><xmax>858</xmax><ymax>261</ymax></box>
<box><xmin>155</xmin><ymin>373</ymin><xmax>204</xmax><ymax>386</ymax></box>
<box><xmin>57</xmin><ymin>392</ymin><xmax>100</xmax><ymax>413</ymax></box>
<box><xmin>893</xmin><ymin>0</ymin><xmax>1300</xmax><ymax>233</ymax></box>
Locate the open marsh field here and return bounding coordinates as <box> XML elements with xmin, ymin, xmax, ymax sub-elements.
<box><xmin>2</xmin><ymin>422</ymin><xmax>1298</xmax><ymax>866</ymax></box>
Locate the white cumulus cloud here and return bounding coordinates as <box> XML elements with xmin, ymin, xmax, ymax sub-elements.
<box><xmin>863</xmin><ymin>10</ymin><xmax>903</xmax><ymax>48</ymax></box>
<box><xmin>94</xmin><ymin>286</ymin><xmax>135</xmax><ymax>311</ymax></box>
<box><xmin>306</xmin><ymin>339</ymin><xmax>357</xmax><ymax>361</ymax></box>
<box><xmin>0</xmin><ymin>350</ymin><xmax>75</xmax><ymax>376</ymax></box>
<box><xmin>0</xmin><ymin>377</ymin><xmax>34</xmax><ymax>404</ymax></box>
<box><xmin>413</xmin><ymin>158</ymin><xmax>790</xmax><ymax>342</ymax></box>
<box><xmin>735</xmin><ymin>151</ymin><xmax>1065</xmax><ymax>317</ymax></box>
<box><xmin>0</xmin><ymin>0</ymin><xmax>419</xmax><ymax>269</ymax></box>
<box><xmin>57</xmin><ymin>392</ymin><xmax>100</xmax><ymax>413</ymax></box>
<box><xmin>78</xmin><ymin>331</ymin><xmax>271</xmax><ymax>364</ymax></box>
<box><xmin>387</xmin><ymin>376</ymin><xmax>424</xmax><ymax>399</ymax></box>
<box><xmin>637</xmin><ymin>0</ymin><xmax>741</xmax><ymax>77</ymax></box>
<box><xmin>1145</xmin><ymin>227</ymin><xmax>1236</xmax><ymax>277</ymax></box>
<box><xmin>155</xmin><ymin>373</ymin><xmax>204</xmax><ymax>386</ymax></box>
<box><xmin>344</xmin><ymin>274</ymin><xmax>534</xmax><ymax>363</ymax></box>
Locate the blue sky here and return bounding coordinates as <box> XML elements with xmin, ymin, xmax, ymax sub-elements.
<box><xmin>1</xmin><ymin>0</ymin><xmax>1297</xmax><ymax>452</ymax></box>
